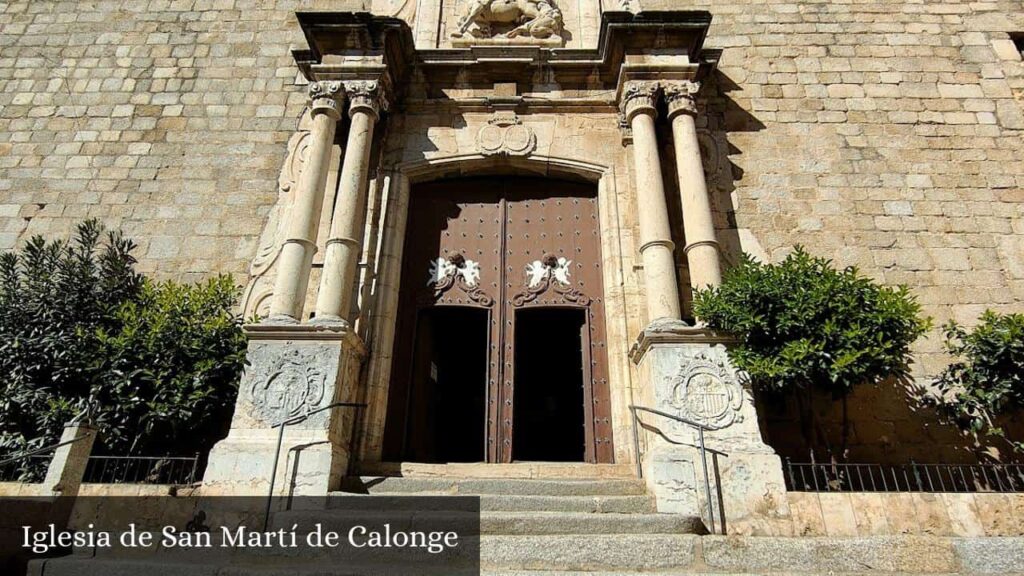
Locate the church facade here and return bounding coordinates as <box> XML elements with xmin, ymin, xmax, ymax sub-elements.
<box><xmin>3</xmin><ymin>0</ymin><xmax>1024</xmax><ymax>539</ymax></box>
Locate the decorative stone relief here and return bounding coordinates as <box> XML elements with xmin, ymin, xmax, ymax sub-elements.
<box><xmin>451</xmin><ymin>0</ymin><xmax>564</xmax><ymax>44</ymax></box>
<box><xmin>309</xmin><ymin>80</ymin><xmax>344</xmax><ymax>119</ymax></box>
<box><xmin>240</xmin><ymin>124</ymin><xmax>312</xmax><ymax>318</ymax></box>
<box><xmin>345</xmin><ymin>80</ymin><xmax>387</xmax><ymax>118</ymax></box>
<box><xmin>513</xmin><ymin>253</ymin><xmax>590</xmax><ymax>306</ymax></box>
<box><xmin>526</xmin><ymin>255</ymin><xmax>571</xmax><ymax>287</ymax></box>
<box><xmin>668</xmin><ymin>350</ymin><xmax>744</xmax><ymax>430</ymax></box>
<box><xmin>476</xmin><ymin>112</ymin><xmax>536</xmax><ymax>157</ymax></box>
<box><xmin>664</xmin><ymin>80</ymin><xmax>701</xmax><ymax>118</ymax></box>
<box><xmin>248</xmin><ymin>345</ymin><xmax>328</xmax><ymax>423</ymax></box>
<box><xmin>620</xmin><ymin>81</ymin><xmax>659</xmax><ymax>121</ymax></box>
<box><xmin>428</xmin><ymin>255</ymin><xmax>481</xmax><ymax>287</ymax></box>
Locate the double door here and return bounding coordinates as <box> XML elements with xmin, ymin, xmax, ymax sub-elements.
<box><xmin>383</xmin><ymin>177</ymin><xmax>613</xmax><ymax>464</ymax></box>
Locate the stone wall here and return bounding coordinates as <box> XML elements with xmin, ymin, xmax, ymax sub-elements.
<box><xmin>658</xmin><ymin>0</ymin><xmax>1024</xmax><ymax>377</ymax></box>
<box><xmin>788</xmin><ymin>491</ymin><xmax>1024</xmax><ymax>537</ymax></box>
<box><xmin>646</xmin><ymin>0</ymin><xmax>1024</xmax><ymax>463</ymax></box>
<box><xmin>0</xmin><ymin>1</ymin><xmax>313</xmax><ymax>281</ymax></box>
<box><xmin>3</xmin><ymin>1</ymin><xmax>1024</xmax><ymax>462</ymax></box>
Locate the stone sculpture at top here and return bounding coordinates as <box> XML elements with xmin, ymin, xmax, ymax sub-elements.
<box><xmin>450</xmin><ymin>0</ymin><xmax>564</xmax><ymax>44</ymax></box>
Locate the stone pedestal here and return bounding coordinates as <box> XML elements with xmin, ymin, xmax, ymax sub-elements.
<box><xmin>631</xmin><ymin>319</ymin><xmax>791</xmax><ymax>535</ymax></box>
<box><xmin>204</xmin><ymin>323</ymin><xmax>366</xmax><ymax>496</ymax></box>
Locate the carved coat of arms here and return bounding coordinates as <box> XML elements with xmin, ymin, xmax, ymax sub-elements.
<box><xmin>249</xmin><ymin>348</ymin><xmax>327</xmax><ymax>422</ymax></box>
<box><xmin>668</xmin><ymin>351</ymin><xmax>744</xmax><ymax>430</ymax></box>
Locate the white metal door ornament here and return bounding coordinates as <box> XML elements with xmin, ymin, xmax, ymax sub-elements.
<box><xmin>425</xmin><ymin>253</ymin><xmax>493</xmax><ymax>306</ymax></box>
<box><xmin>513</xmin><ymin>253</ymin><xmax>589</xmax><ymax>306</ymax></box>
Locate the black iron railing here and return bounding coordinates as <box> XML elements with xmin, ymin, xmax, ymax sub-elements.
<box><xmin>0</xmin><ymin>431</ymin><xmax>95</xmax><ymax>483</ymax></box>
<box><xmin>785</xmin><ymin>460</ymin><xmax>1024</xmax><ymax>493</ymax></box>
<box><xmin>0</xmin><ymin>455</ymin><xmax>52</xmax><ymax>483</ymax></box>
<box><xmin>83</xmin><ymin>455</ymin><xmax>202</xmax><ymax>485</ymax></box>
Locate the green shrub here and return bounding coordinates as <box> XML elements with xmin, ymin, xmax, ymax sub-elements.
<box><xmin>91</xmin><ymin>276</ymin><xmax>248</xmax><ymax>455</ymax></box>
<box><xmin>692</xmin><ymin>246</ymin><xmax>930</xmax><ymax>457</ymax></box>
<box><xmin>0</xmin><ymin>220</ymin><xmax>246</xmax><ymax>474</ymax></box>
<box><xmin>935</xmin><ymin>310</ymin><xmax>1024</xmax><ymax>450</ymax></box>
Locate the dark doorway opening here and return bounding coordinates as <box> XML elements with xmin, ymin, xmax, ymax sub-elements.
<box><xmin>512</xmin><ymin>308</ymin><xmax>587</xmax><ymax>462</ymax></box>
<box><xmin>404</xmin><ymin>307</ymin><xmax>489</xmax><ymax>463</ymax></box>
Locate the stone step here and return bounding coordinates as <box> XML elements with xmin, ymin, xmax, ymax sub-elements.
<box><xmin>481</xmin><ymin>494</ymin><xmax>656</xmax><ymax>513</ymax></box>
<box><xmin>30</xmin><ymin>536</ymin><xmax>1024</xmax><ymax>575</ymax></box>
<box><xmin>326</xmin><ymin>492</ymin><xmax>656</xmax><ymax>513</ymax></box>
<box><xmin>272</xmin><ymin>509</ymin><xmax>703</xmax><ymax>535</ymax></box>
<box><xmin>341</xmin><ymin>477</ymin><xmax>648</xmax><ymax>496</ymax></box>
<box><xmin>480</xmin><ymin>511</ymin><xmax>703</xmax><ymax>535</ymax></box>
<box><xmin>481</xmin><ymin>534</ymin><xmax>698</xmax><ymax>572</ymax></box>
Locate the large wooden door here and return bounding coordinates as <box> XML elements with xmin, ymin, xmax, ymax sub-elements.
<box><xmin>383</xmin><ymin>177</ymin><xmax>613</xmax><ymax>463</ymax></box>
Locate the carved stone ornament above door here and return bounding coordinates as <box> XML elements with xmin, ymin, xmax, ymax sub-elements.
<box><xmin>450</xmin><ymin>0</ymin><xmax>565</xmax><ymax>46</ymax></box>
<box><xmin>477</xmin><ymin>112</ymin><xmax>536</xmax><ymax>157</ymax></box>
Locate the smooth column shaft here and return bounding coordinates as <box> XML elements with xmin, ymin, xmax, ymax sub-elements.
<box><xmin>671</xmin><ymin>112</ymin><xmax>722</xmax><ymax>289</ymax></box>
<box><xmin>315</xmin><ymin>109</ymin><xmax>377</xmax><ymax>322</ymax></box>
<box><xmin>630</xmin><ymin>112</ymin><xmax>683</xmax><ymax>321</ymax></box>
<box><xmin>270</xmin><ymin>110</ymin><xmax>338</xmax><ymax>320</ymax></box>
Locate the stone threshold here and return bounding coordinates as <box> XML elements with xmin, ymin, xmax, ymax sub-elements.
<box><xmin>353</xmin><ymin>461</ymin><xmax>636</xmax><ymax>479</ymax></box>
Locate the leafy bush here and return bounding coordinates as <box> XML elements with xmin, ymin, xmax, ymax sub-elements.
<box><xmin>934</xmin><ymin>310</ymin><xmax>1024</xmax><ymax>450</ymax></box>
<box><xmin>692</xmin><ymin>246</ymin><xmax>930</xmax><ymax>457</ymax></box>
<box><xmin>91</xmin><ymin>276</ymin><xmax>248</xmax><ymax>454</ymax></box>
<box><xmin>0</xmin><ymin>220</ymin><xmax>246</xmax><ymax>471</ymax></box>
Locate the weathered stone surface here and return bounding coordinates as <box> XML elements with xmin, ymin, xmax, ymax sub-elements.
<box><xmin>954</xmin><ymin>537</ymin><xmax>1024</xmax><ymax>573</ymax></box>
<box><xmin>480</xmin><ymin>534</ymin><xmax>699</xmax><ymax>572</ymax></box>
<box><xmin>702</xmin><ymin>535</ymin><xmax>959</xmax><ymax>573</ymax></box>
<box><xmin>203</xmin><ymin>325</ymin><xmax>365</xmax><ymax>496</ymax></box>
<box><xmin>632</xmin><ymin>323</ymin><xmax>791</xmax><ymax>534</ymax></box>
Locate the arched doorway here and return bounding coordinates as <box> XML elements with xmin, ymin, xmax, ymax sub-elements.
<box><xmin>382</xmin><ymin>176</ymin><xmax>614</xmax><ymax>464</ymax></box>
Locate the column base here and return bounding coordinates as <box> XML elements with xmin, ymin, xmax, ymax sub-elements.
<box><xmin>203</xmin><ymin>323</ymin><xmax>366</xmax><ymax>497</ymax></box>
<box><xmin>631</xmin><ymin>319</ymin><xmax>792</xmax><ymax>535</ymax></box>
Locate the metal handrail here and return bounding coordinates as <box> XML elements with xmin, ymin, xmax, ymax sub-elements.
<box><xmin>0</xmin><ymin>432</ymin><xmax>94</xmax><ymax>467</ymax></box>
<box><xmin>263</xmin><ymin>401</ymin><xmax>367</xmax><ymax>530</ymax></box>
<box><xmin>628</xmin><ymin>404</ymin><xmax>723</xmax><ymax>534</ymax></box>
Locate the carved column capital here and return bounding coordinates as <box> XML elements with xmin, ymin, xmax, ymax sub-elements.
<box><xmin>308</xmin><ymin>81</ymin><xmax>344</xmax><ymax>120</ymax></box>
<box><xmin>344</xmin><ymin>80</ymin><xmax>386</xmax><ymax>121</ymax></box>
<box><xmin>664</xmin><ymin>80</ymin><xmax>701</xmax><ymax>119</ymax></box>
<box><xmin>620</xmin><ymin>81</ymin><xmax>660</xmax><ymax>123</ymax></box>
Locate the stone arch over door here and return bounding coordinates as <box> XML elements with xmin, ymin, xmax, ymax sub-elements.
<box><xmin>354</xmin><ymin>155</ymin><xmax>638</xmax><ymax>469</ymax></box>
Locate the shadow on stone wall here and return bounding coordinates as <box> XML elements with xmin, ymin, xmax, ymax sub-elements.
<box><xmin>754</xmin><ymin>377</ymin><xmax>1024</xmax><ymax>465</ymax></box>
<box><xmin>662</xmin><ymin>69</ymin><xmax>766</xmax><ymax>318</ymax></box>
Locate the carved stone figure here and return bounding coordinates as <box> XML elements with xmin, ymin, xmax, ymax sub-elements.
<box><xmin>451</xmin><ymin>0</ymin><xmax>563</xmax><ymax>41</ymax></box>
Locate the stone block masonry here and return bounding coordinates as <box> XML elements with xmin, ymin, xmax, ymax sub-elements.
<box><xmin>2</xmin><ymin>0</ymin><xmax>1024</xmax><ymax>466</ymax></box>
<box><xmin>645</xmin><ymin>0</ymin><xmax>1024</xmax><ymax>379</ymax></box>
<box><xmin>2</xmin><ymin>1</ymin><xmax>1022</xmax><ymax>362</ymax></box>
<box><xmin>0</xmin><ymin>1</ymin><xmax>318</xmax><ymax>281</ymax></box>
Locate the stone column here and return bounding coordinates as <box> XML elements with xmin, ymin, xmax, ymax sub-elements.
<box><xmin>269</xmin><ymin>81</ymin><xmax>344</xmax><ymax>321</ymax></box>
<box><xmin>621</xmin><ymin>81</ymin><xmax>682</xmax><ymax>322</ymax></box>
<box><xmin>666</xmin><ymin>81</ymin><xmax>722</xmax><ymax>290</ymax></box>
<box><xmin>315</xmin><ymin>80</ymin><xmax>383</xmax><ymax>323</ymax></box>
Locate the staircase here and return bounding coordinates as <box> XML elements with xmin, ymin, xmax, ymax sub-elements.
<box><xmin>340</xmin><ymin>475</ymin><xmax>705</xmax><ymax>573</ymax></box>
<box><xmin>27</xmin><ymin>474</ymin><xmax>1024</xmax><ymax>575</ymax></box>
